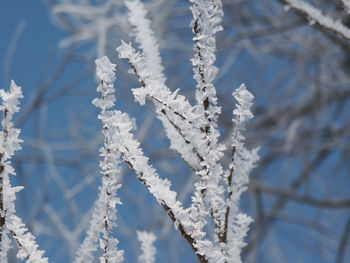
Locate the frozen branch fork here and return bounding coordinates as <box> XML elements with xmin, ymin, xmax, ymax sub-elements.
<box><xmin>90</xmin><ymin>0</ymin><xmax>259</xmax><ymax>262</ymax></box>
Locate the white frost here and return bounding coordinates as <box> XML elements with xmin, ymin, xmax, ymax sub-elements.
<box><xmin>137</xmin><ymin>231</ymin><xmax>157</xmax><ymax>263</ymax></box>
<box><xmin>52</xmin><ymin>0</ymin><xmax>126</xmax><ymax>57</ymax></box>
<box><xmin>223</xmin><ymin>84</ymin><xmax>259</xmax><ymax>263</ymax></box>
<box><xmin>76</xmin><ymin>56</ymin><xmax>123</xmax><ymax>263</ymax></box>
<box><xmin>285</xmin><ymin>0</ymin><xmax>350</xmax><ymax>41</ymax></box>
<box><xmin>125</xmin><ymin>0</ymin><xmax>166</xmax><ymax>84</ymax></box>
<box><xmin>113</xmin><ymin>1</ymin><xmax>259</xmax><ymax>262</ymax></box>
<box><xmin>0</xmin><ymin>81</ymin><xmax>48</xmax><ymax>263</ymax></box>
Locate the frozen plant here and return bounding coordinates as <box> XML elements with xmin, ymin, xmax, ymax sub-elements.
<box><xmin>137</xmin><ymin>231</ymin><xmax>157</xmax><ymax>263</ymax></box>
<box><xmin>52</xmin><ymin>0</ymin><xmax>126</xmax><ymax>57</ymax></box>
<box><xmin>75</xmin><ymin>57</ymin><xmax>124</xmax><ymax>263</ymax></box>
<box><xmin>0</xmin><ymin>80</ymin><xmax>47</xmax><ymax>263</ymax></box>
<box><xmin>283</xmin><ymin>0</ymin><xmax>350</xmax><ymax>40</ymax></box>
<box><xmin>89</xmin><ymin>0</ymin><xmax>259</xmax><ymax>262</ymax></box>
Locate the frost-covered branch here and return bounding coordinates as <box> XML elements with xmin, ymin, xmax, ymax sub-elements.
<box><xmin>7</xmin><ymin>215</ymin><xmax>48</xmax><ymax>263</ymax></box>
<box><xmin>125</xmin><ymin>0</ymin><xmax>166</xmax><ymax>84</ymax></box>
<box><xmin>341</xmin><ymin>0</ymin><xmax>350</xmax><ymax>13</ymax></box>
<box><xmin>284</xmin><ymin>0</ymin><xmax>350</xmax><ymax>41</ymax></box>
<box><xmin>90</xmin><ymin>56</ymin><xmax>218</xmax><ymax>262</ymax></box>
<box><xmin>119</xmin><ymin>0</ymin><xmax>213</xmax><ymax>175</ymax></box>
<box><xmin>117</xmin><ymin>41</ymin><xmax>203</xmax><ymax>172</ymax></box>
<box><xmin>119</xmin><ymin>0</ymin><xmax>228</xmax><ymax>175</ymax></box>
<box><xmin>76</xmin><ymin>57</ymin><xmax>124</xmax><ymax>263</ymax></box>
<box><xmin>190</xmin><ymin>0</ymin><xmax>223</xmax><ymax>134</ymax></box>
<box><xmin>137</xmin><ymin>231</ymin><xmax>156</xmax><ymax>263</ymax></box>
<box><xmin>109</xmin><ymin>108</ymin><xmax>211</xmax><ymax>262</ymax></box>
<box><xmin>93</xmin><ymin>53</ymin><xmax>216</xmax><ymax>262</ymax></box>
<box><xmin>188</xmin><ymin>0</ymin><xmax>227</xmax><ymax>188</ymax></box>
<box><xmin>221</xmin><ymin>84</ymin><xmax>259</xmax><ymax>262</ymax></box>
<box><xmin>117</xmin><ymin>1</ymin><xmax>259</xmax><ymax>262</ymax></box>
<box><xmin>117</xmin><ymin>41</ymin><xmax>227</xmax><ymax>251</ymax></box>
<box><xmin>0</xmin><ymin>81</ymin><xmax>47</xmax><ymax>263</ymax></box>
<box><xmin>188</xmin><ymin>0</ymin><xmax>229</xmax><ymax>242</ymax></box>
<box><xmin>52</xmin><ymin>0</ymin><xmax>125</xmax><ymax>57</ymax></box>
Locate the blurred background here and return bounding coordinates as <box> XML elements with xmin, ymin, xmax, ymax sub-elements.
<box><xmin>1</xmin><ymin>0</ymin><xmax>350</xmax><ymax>262</ymax></box>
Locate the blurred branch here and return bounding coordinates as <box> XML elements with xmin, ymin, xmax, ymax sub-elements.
<box><xmin>250</xmin><ymin>181</ymin><xmax>350</xmax><ymax>209</ymax></box>
<box><xmin>335</xmin><ymin>215</ymin><xmax>350</xmax><ymax>263</ymax></box>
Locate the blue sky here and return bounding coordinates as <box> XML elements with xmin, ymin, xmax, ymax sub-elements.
<box><xmin>1</xmin><ymin>1</ymin><xmax>64</xmax><ymax>93</ymax></box>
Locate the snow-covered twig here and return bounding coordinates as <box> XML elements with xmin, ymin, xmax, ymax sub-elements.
<box><xmin>119</xmin><ymin>0</ymin><xmax>228</xmax><ymax>176</ymax></box>
<box><xmin>90</xmin><ymin>52</ymin><xmax>215</xmax><ymax>262</ymax></box>
<box><xmin>115</xmin><ymin>1</ymin><xmax>259</xmax><ymax>262</ymax></box>
<box><xmin>117</xmin><ymin>42</ymin><xmax>224</xmax><ymax>254</ymax></box>
<box><xmin>0</xmin><ymin>80</ymin><xmax>48</xmax><ymax>263</ymax></box>
<box><xmin>137</xmin><ymin>231</ymin><xmax>156</xmax><ymax>263</ymax></box>
<box><xmin>119</xmin><ymin>0</ymin><xmax>213</xmax><ymax>175</ymax></box>
<box><xmin>7</xmin><ymin>215</ymin><xmax>48</xmax><ymax>263</ymax></box>
<box><xmin>76</xmin><ymin>57</ymin><xmax>124</xmax><ymax>263</ymax></box>
<box><xmin>110</xmin><ymin>107</ymin><xmax>211</xmax><ymax>262</ymax></box>
<box><xmin>52</xmin><ymin>0</ymin><xmax>125</xmax><ymax>57</ymax></box>
<box><xmin>284</xmin><ymin>0</ymin><xmax>350</xmax><ymax>41</ymax></box>
<box><xmin>117</xmin><ymin>41</ymin><xmax>203</xmax><ymax>172</ymax></box>
<box><xmin>190</xmin><ymin>0</ymin><xmax>223</xmax><ymax>135</ymax></box>
<box><xmin>125</xmin><ymin>0</ymin><xmax>165</xmax><ymax>84</ymax></box>
<box><xmin>188</xmin><ymin>0</ymin><xmax>229</xmax><ymax>242</ymax></box>
<box><xmin>221</xmin><ymin>84</ymin><xmax>259</xmax><ymax>262</ymax></box>
<box><xmin>341</xmin><ymin>0</ymin><xmax>350</xmax><ymax>13</ymax></box>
